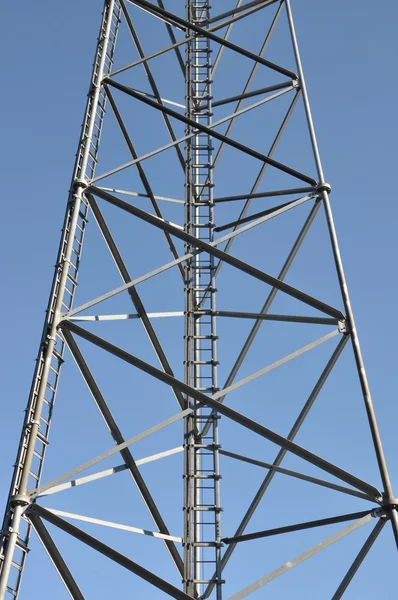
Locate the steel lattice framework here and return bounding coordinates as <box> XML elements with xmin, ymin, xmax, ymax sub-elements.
<box><xmin>0</xmin><ymin>1</ymin><xmax>396</xmax><ymax>598</ymax></box>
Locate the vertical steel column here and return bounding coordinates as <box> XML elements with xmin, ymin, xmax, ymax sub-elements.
<box><xmin>184</xmin><ymin>1</ymin><xmax>222</xmax><ymax>597</ymax></box>
<box><xmin>285</xmin><ymin>0</ymin><xmax>398</xmax><ymax>546</ymax></box>
<box><xmin>0</xmin><ymin>2</ymin><xmax>121</xmax><ymax>598</ymax></box>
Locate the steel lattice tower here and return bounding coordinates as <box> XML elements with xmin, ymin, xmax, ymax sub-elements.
<box><xmin>0</xmin><ymin>1</ymin><xmax>396</xmax><ymax>599</ymax></box>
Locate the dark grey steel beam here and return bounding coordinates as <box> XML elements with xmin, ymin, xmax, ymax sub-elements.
<box><xmin>222</xmin><ymin>510</ymin><xmax>373</xmax><ymax>544</ymax></box>
<box><xmin>331</xmin><ymin>518</ymin><xmax>386</xmax><ymax>599</ymax></box>
<box><xmin>213</xmin><ymin>198</ymin><xmax>308</xmax><ymax>232</ymax></box>
<box><xmin>202</xmin><ymin>335</ymin><xmax>350</xmax><ymax>598</ymax></box>
<box><xmin>104</xmin><ymin>87</ymin><xmax>184</xmax><ymax>280</ymax></box>
<box><xmin>61</xmin><ymin>321</ymin><xmax>381</xmax><ymax>500</ymax></box>
<box><xmin>128</xmin><ymin>0</ymin><xmax>297</xmax><ymax>78</ymax></box>
<box><xmin>89</xmin><ymin>185</ymin><xmax>344</xmax><ymax>320</ymax></box>
<box><xmin>214</xmin><ymin>186</ymin><xmax>316</xmax><ymax>203</ymax></box>
<box><xmin>62</xmin><ymin>330</ymin><xmax>184</xmax><ymax>577</ymax></box>
<box><xmin>212</xmin><ymin>81</ymin><xmax>296</xmax><ymax>108</ymax></box>
<box><xmin>228</xmin><ymin>514</ymin><xmax>374</xmax><ymax>600</ymax></box>
<box><xmin>285</xmin><ymin>0</ymin><xmax>398</xmax><ymax>546</ymax></box>
<box><xmin>28</xmin><ymin>505</ymin><xmax>192</xmax><ymax>600</ymax></box>
<box><xmin>208</xmin><ymin>0</ymin><xmax>278</xmax><ymax>24</ymax></box>
<box><xmin>119</xmin><ymin>0</ymin><xmax>185</xmax><ymax>170</ymax></box>
<box><xmin>219</xmin><ymin>449</ymin><xmax>374</xmax><ymax>501</ymax></box>
<box><xmin>29</xmin><ymin>514</ymin><xmax>85</xmax><ymax>600</ymax></box>
<box><xmin>197</xmin><ymin>311</ymin><xmax>338</xmax><ymax>326</ymax></box>
<box><xmin>156</xmin><ymin>0</ymin><xmax>185</xmax><ymax>74</ymax></box>
<box><xmin>103</xmin><ymin>78</ymin><xmax>316</xmax><ymax>186</ymax></box>
<box><xmin>88</xmin><ymin>195</ymin><xmax>186</xmax><ymax>411</ymax></box>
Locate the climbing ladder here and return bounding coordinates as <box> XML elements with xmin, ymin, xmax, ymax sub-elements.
<box><xmin>184</xmin><ymin>1</ymin><xmax>223</xmax><ymax>598</ymax></box>
<box><xmin>0</xmin><ymin>3</ymin><xmax>121</xmax><ymax>597</ymax></box>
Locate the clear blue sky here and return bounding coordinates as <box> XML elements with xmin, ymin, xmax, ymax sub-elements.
<box><xmin>0</xmin><ymin>1</ymin><xmax>398</xmax><ymax>598</ymax></box>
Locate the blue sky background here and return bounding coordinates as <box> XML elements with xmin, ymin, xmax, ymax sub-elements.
<box><xmin>1</xmin><ymin>1</ymin><xmax>398</xmax><ymax>598</ymax></box>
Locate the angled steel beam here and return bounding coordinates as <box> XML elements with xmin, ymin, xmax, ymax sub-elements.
<box><xmin>212</xmin><ymin>81</ymin><xmax>296</xmax><ymax>108</ymax></box>
<box><xmin>210</xmin><ymin>0</ymin><xmax>244</xmax><ymax>80</ymax></box>
<box><xmin>103</xmin><ymin>89</ymin><xmax>185</xmax><ymax>279</ymax></box>
<box><xmin>61</xmin><ymin>321</ymin><xmax>381</xmax><ymax>500</ymax></box>
<box><xmin>93</xmin><ymin>83</ymin><xmax>295</xmax><ymax>183</ymax></box>
<box><xmin>88</xmin><ymin>194</ymin><xmax>186</xmax><ymax>409</ymax></box>
<box><xmin>29</xmin><ymin>514</ymin><xmax>85</xmax><ymax>600</ymax></box>
<box><xmin>211</xmin><ymin>330</ymin><xmax>340</xmax><ymax>401</ymax></box>
<box><xmin>61</xmin><ymin>329</ymin><xmax>185</xmax><ymax>574</ymax></box>
<box><xmin>208</xmin><ymin>202</ymin><xmax>321</xmax><ymax>416</ymax></box>
<box><xmin>128</xmin><ymin>0</ymin><xmax>296</xmax><ymax>78</ymax></box>
<box><xmin>110</xmin><ymin>1</ymin><xmax>282</xmax><ymax>79</ymax></box>
<box><xmin>213</xmin><ymin>186</ymin><xmax>316</xmax><ymax>203</ymax></box>
<box><xmin>30</xmin><ymin>395</ymin><xmax>191</xmax><ymax>499</ymax></box>
<box><xmin>219</xmin><ymin>449</ymin><xmax>374</xmax><ymax>502</ymax></box>
<box><xmin>119</xmin><ymin>0</ymin><xmax>185</xmax><ymax>170</ymax></box>
<box><xmin>42</xmin><ymin>508</ymin><xmax>183</xmax><ymax>543</ymax></box>
<box><xmin>28</xmin><ymin>505</ymin><xmax>192</xmax><ymax>600</ymax></box>
<box><xmin>331</xmin><ymin>518</ymin><xmax>386</xmax><ymax>599</ymax></box>
<box><xmin>65</xmin><ymin>195</ymin><xmax>296</xmax><ymax>320</ymax></box>
<box><xmin>202</xmin><ymin>311</ymin><xmax>338</xmax><ymax>326</ymax></box>
<box><xmin>211</xmin><ymin>1</ymin><xmax>285</xmax><ymax>171</ymax></box>
<box><xmin>228</xmin><ymin>514</ymin><xmax>374</xmax><ymax>600</ymax></box>
<box><xmin>38</xmin><ymin>447</ymin><xmax>184</xmax><ymax>498</ymax></box>
<box><xmin>103</xmin><ymin>78</ymin><xmax>315</xmax><ymax>185</ymax></box>
<box><xmin>213</xmin><ymin>196</ymin><xmax>312</xmax><ymax>232</ymax></box>
<box><xmin>156</xmin><ymin>0</ymin><xmax>185</xmax><ymax>75</ymax></box>
<box><xmin>88</xmin><ymin>186</ymin><xmax>343</xmax><ymax>319</ymax></box>
<box><xmin>202</xmin><ymin>335</ymin><xmax>350</xmax><ymax>598</ymax></box>
<box><xmin>222</xmin><ymin>510</ymin><xmax>373</xmax><ymax>544</ymax></box>
<box><xmin>208</xmin><ymin>0</ymin><xmax>278</xmax><ymax>24</ymax></box>
<box><xmin>285</xmin><ymin>0</ymin><xmax>398</xmax><ymax>545</ymax></box>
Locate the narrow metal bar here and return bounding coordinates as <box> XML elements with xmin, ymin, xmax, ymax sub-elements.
<box><xmin>210</xmin><ymin>0</ymin><xmax>244</xmax><ymax>80</ymax></box>
<box><xmin>214</xmin><ymin>186</ymin><xmax>315</xmax><ymax>203</ymax></box>
<box><xmin>103</xmin><ymin>89</ymin><xmax>185</xmax><ymax>279</ymax></box>
<box><xmin>28</xmin><ymin>506</ymin><xmax>193</xmax><ymax>600</ymax></box>
<box><xmin>119</xmin><ymin>0</ymin><xmax>185</xmax><ymax>170</ymax></box>
<box><xmin>204</xmin><ymin>311</ymin><xmax>338</xmax><ymax>326</ymax></box>
<box><xmin>88</xmin><ymin>186</ymin><xmax>344</xmax><ymax>319</ymax></box>
<box><xmin>129</xmin><ymin>0</ymin><xmax>297</xmax><ymax>78</ymax></box>
<box><xmin>70</xmin><ymin>311</ymin><xmax>184</xmax><ymax>322</ymax></box>
<box><xmin>228</xmin><ymin>515</ymin><xmax>374</xmax><ymax>600</ymax></box>
<box><xmin>208</xmin><ymin>0</ymin><xmax>278</xmax><ymax>24</ymax></box>
<box><xmin>214</xmin><ymin>195</ymin><xmax>313</xmax><ymax>232</ymax></box>
<box><xmin>97</xmin><ymin>187</ymin><xmax>184</xmax><ymax>203</ymax></box>
<box><xmin>219</xmin><ymin>449</ymin><xmax>374</xmax><ymax>502</ymax></box>
<box><xmin>201</xmin><ymin>336</ymin><xmax>350</xmax><ymax>598</ymax></box>
<box><xmin>285</xmin><ymin>0</ymin><xmax>398</xmax><ymax>541</ymax></box>
<box><xmin>62</xmin><ymin>330</ymin><xmax>185</xmax><ymax>575</ymax></box>
<box><xmin>211</xmin><ymin>330</ymin><xmax>340</xmax><ymax>401</ymax></box>
<box><xmin>93</xmin><ymin>84</ymin><xmax>294</xmax><ymax>183</ymax></box>
<box><xmin>30</xmin><ymin>403</ymin><xmax>192</xmax><ymax>499</ymax></box>
<box><xmin>109</xmin><ymin>1</ymin><xmax>281</xmax><ymax>79</ymax></box>
<box><xmin>213</xmin><ymin>81</ymin><xmax>296</xmax><ymax>108</ymax></box>
<box><xmin>65</xmin><ymin>195</ymin><xmax>315</xmax><ymax>320</ymax></box>
<box><xmin>223</xmin><ymin>510</ymin><xmax>372</xmax><ymax>544</ymax></box>
<box><xmin>62</xmin><ymin>321</ymin><xmax>381</xmax><ymax>500</ymax></box>
<box><xmin>29</xmin><ymin>514</ymin><xmax>85</xmax><ymax>600</ymax></box>
<box><xmin>42</xmin><ymin>508</ymin><xmax>183</xmax><ymax>543</ymax></box>
<box><xmin>39</xmin><ymin>447</ymin><xmax>184</xmax><ymax>497</ymax></box>
<box><xmin>207</xmin><ymin>202</ymin><xmax>321</xmax><ymax>416</ymax></box>
<box><xmin>89</xmin><ymin>194</ymin><xmax>186</xmax><ymax>409</ymax></box>
<box><xmin>331</xmin><ymin>518</ymin><xmax>386</xmax><ymax>599</ymax></box>
<box><xmin>103</xmin><ymin>79</ymin><xmax>315</xmax><ymax>185</ymax></box>
<box><xmin>156</xmin><ymin>0</ymin><xmax>185</xmax><ymax>75</ymax></box>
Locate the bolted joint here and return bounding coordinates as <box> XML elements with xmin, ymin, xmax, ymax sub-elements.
<box><xmin>11</xmin><ymin>494</ymin><xmax>30</xmax><ymax>508</ymax></box>
<box><xmin>73</xmin><ymin>178</ymin><xmax>88</xmax><ymax>192</ymax></box>
<box><xmin>338</xmin><ymin>319</ymin><xmax>350</xmax><ymax>335</ymax></box>
<box><xmin>316</xmin><ymin>182</ymin><xmax>332</xmax><ymax>194</ymax></box>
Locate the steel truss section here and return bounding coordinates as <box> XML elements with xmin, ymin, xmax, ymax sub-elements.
<box><xmin>0</xmin><ymin>1</ymin><xmax>396</xmax><ymax>599</ymax></box>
